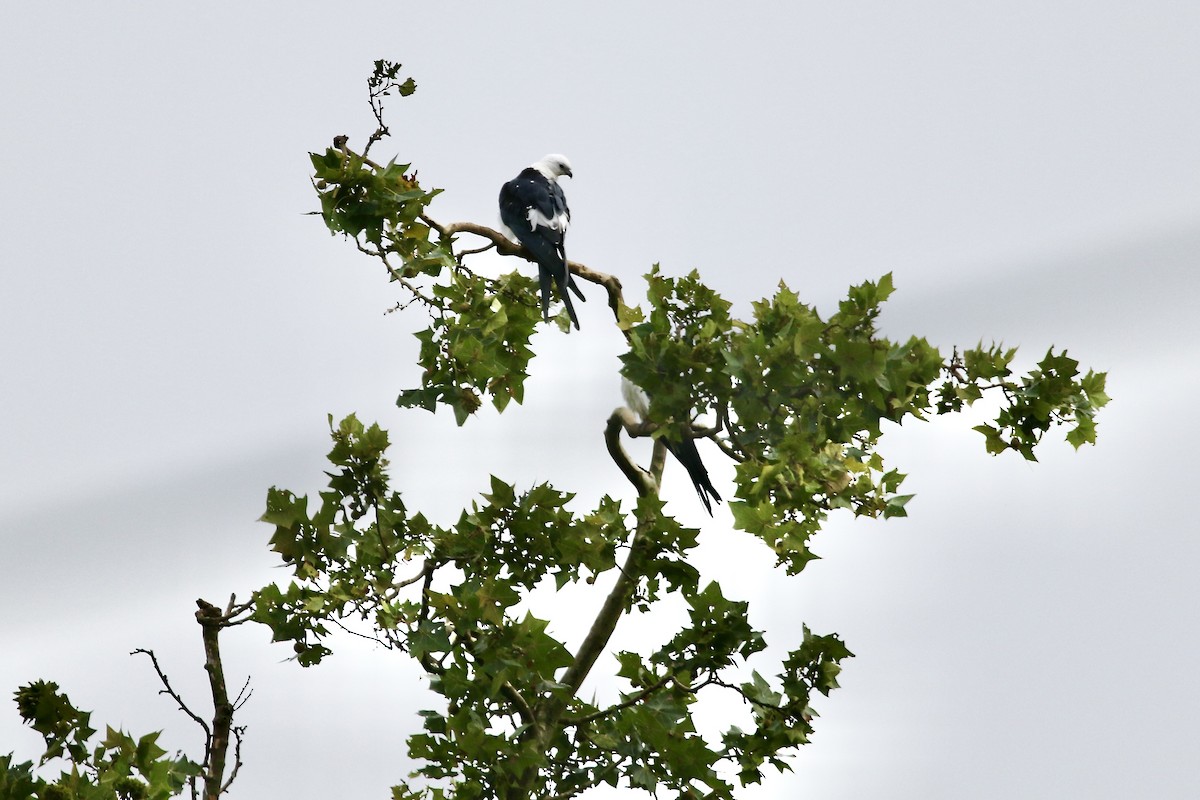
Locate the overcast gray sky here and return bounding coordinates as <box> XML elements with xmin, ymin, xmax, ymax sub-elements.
<box><xmin>3</xmin><ymin>2</ymin><xmax>1199</xmax><ymax>798</ymax></box>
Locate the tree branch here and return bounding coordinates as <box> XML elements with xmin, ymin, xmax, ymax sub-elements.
<box><xmin>554</xmin><ymin>508</ymin><xmax>658</xmax><ymax>711</ymax></box>
<box><xmin>219</xmin><ymin>594</ymin><xmax>255</xmax><ymax>627</ymax></box>
<box><xmin>423</xmin><ymin>217</ymin><xmax>626</xmax><ymax>321</ymax></box>
<box><xmin>501</xmin><ymin>680</ymin><xmax>541</xmax><ymax>737</ymax></box>
<box><xmin>650</xmin><ymin>439</ymin><xmax>668</xmax><ymax>484</ymax></box>
<box><xmin>391</xmin><ymin>559</ymin><xmax>435</xmax><ymax>593</ymax></box>
<box><xmin>710</xmin><ymin>434</ymin><xmax>746</xmax><ymax>464</ymax></box>
<box><xmin>219</xmin><ymin>725</ymin><xmax>246</xmax><ymax>795</ymax></box>
<box><xmin>329</xmin><ymin>140</ymin><xmax>627</xmax><ymax>323</ymax></box>
<box><xmin>708</xmin><ymin>674</ymin><xmax>808</xmax><ymax>717</ymax></box>
<box><xmin>552</xmin><ymin>413</ymin><xmax>707</xmax><ymax>731</ymax></box>
<box><xmin>196</xmin><ymin>598</ymin><xmax>238</xmax><ymax>800</ymax></box>
<box><xmin>605</xmin><ymin>408</ymin><xmax>657</xmax><ymax>496</ymax></box>
<box><xmin>133</xmin><ymin>648</ymin><xmax>212</xmax><ymax>761</ymax></box>
<box><xmin>563</xmin><ymin>672</ymin><xmax>675</xmax><ymax>727</ymax></box>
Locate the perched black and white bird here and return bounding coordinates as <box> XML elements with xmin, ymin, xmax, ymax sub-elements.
<box><xmin>499</xmin><ymin>154</ymin><xmax>584</xmax><ymax>329</ymax></box>
<box><xmin>622</xmin><ymin>378</ymin><xmax>723</xmax><ymax>515</ymax></box>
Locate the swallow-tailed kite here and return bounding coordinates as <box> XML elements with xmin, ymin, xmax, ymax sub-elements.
<box><xmin>622</xmin><ymin>378</ymin><xmax>723</xmax><ymax>515</ymax></box>
<box><xmin>499</xmin><ymin>154</ymin><xmax>584</xmax><ymax>329</ymax></box>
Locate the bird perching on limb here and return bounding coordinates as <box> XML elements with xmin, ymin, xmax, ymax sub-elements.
<box><xmin>622</xmin><ymin>378</ymin><xmax>723</xmax><ymax>516</ymax></box>
<box><xmin>499</xmin><ymin>154</ymin><xmax>586</xmax><ymax>329</ymax></box>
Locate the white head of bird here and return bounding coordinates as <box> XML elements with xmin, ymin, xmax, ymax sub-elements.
<box><xmin>533</xmin><ymin>154</ymin><xmax>573</xmax><ymax>180</ymax></box>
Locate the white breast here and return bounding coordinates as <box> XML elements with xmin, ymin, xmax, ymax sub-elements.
<box><xmin>621</xmin><ymin>378</ymin><xmax>651</xmax><ymax>421</ymax></box>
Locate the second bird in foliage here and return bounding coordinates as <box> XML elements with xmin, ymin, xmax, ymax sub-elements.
<box><xmin>622</xmin><ymin>378</ymin><xmax>723</xmax><ymax>516</ymax></box>
<box><xmin>499</xmin><ymin>154</ymin><xmax>585</xmax><ymax>329</ymax></box>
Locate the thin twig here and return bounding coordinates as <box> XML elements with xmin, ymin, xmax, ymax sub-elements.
<box><xmin>711</xmin><ymin>436</ymin><xmax>745</xmax><ymax>463</ymax></box>
<box><xmin>220</xmin><ymin>595</ymin><xmax>255</xmax><ymax>627</ymax></box>
<box><xmin>220</xmin><ymin>725</ymin><xmax>246</xmax><ymax>795</ymax></box>
<box><xmin>354</xmin><ymin>241</ymin><xmax>439</xmax><ymax>308</ymax></box>
<box><xmin>563</xmin><ymin>672</ymin><xmax>675</xmax><ymax>726</ymax></box>
<box><xmin>329</xmin><ymin>617</ymin><xmax>392</xmax><ymax>648</ymax></box>
<box><xmin>456</xmin><ymin>241</ymin><xmax>497</xmax><ymax>259</ymax></box>
<box><xmin>232</xmin><ymin>676</ymin><xmax>253</xmax><ymax>711</ymax></box>
<box><xmin>132</xmin><ymin>648</ymin><xmax>212</xmax><ymax>754</ymax></box>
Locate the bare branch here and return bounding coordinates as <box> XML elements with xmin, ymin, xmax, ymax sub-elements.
<box><xmin>609</xmin><ymin>406</ymin><xmax>669</xmax><ymax>483</ymax></box>
<box><xmin>392</xmin><ymin>559</ymin><xmax>434</xmax><ymax>593</ymax></box>
<box><xmin>421</xmin><ymin>216</ymin><xmax>627</xmax><ymax>321</ymax></box>
<box><xmin>354</xmin><ymin>240</ymin><xmax>440</xmax><ymax>309</ymax></box>
<box><xmin>329</xmin><ymin>616</ymin><xmax>394</xmax><ymax>649</ymax></box>
<box><xmin>219</xmin><ymin>725</ymin><xmax>246</xmax><ymax>795</ymax></box>
<box><xmin>222</xmin><ymin>595</ymin><xmax>255</xmax><ymax>625</ymax></box>
<box><xmin>196</xmin><ymin>598</ymin><xmax>237</xmax><ymax>799</ymax></box>
<box><xmin>580</xmin><ymin>410</ymin><xmax>707</xmax><ymax>730</ymax></box>
<box><xmin>133</xmin><ymin>648</ymin><xmax>212</xmax><ymax>760</ymax></box>
<box><xmin>456</xmin><ymin>241</ymin><xmax>497</xmax><ymax>259</ymax></box>
<box><xmin>232</xmin><ymin>676</ymin><xmax>253</xmax><ymax>711</ymax></box>
<box><xmin>605</xmin><ymin>408</ymin><xmax>657</xmax><ymax>496</ymax></box>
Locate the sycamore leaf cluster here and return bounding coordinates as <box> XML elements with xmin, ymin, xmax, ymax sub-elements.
<box><xmin>3</xmin><ymin>681</ymin><xmax>200</xmax><ymax>800</ymax></box>
<box><xmin>310</xmin><ymin>140</ymin><xmax>548</xmax><ymax>426</ymax></box>
<box><xmin>621</xmin><ymin>269</ymin><xmax>1107</xmax><ymax>575</ymax></box>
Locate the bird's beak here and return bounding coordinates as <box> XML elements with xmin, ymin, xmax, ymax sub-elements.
<box><xmin>562</xmin><ymin>166</ymin><xmax>573</xmax><ymax>178</ymax></box>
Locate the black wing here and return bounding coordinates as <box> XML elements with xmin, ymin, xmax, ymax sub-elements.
<box><xmin>498</xmin><ymin>170</ymin><xmax>582</xmax><ymax>328</ymax></box>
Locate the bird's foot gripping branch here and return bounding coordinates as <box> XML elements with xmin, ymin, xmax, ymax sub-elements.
<box><xmin>265</xmin><ymin>60</ymin><xmax>1111</xmax><ymax>798</ymax></box>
